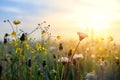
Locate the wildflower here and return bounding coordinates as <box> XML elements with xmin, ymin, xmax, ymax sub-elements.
<box><xmin>77</xmin><ymin>32</ymin><xmax>88</xmax><ymax>41</ymax></box>
<box><xmin>31</xmin><ymin>49</ymin><xmax>35</xmax><ymax>54</ymax></box>
<box><xmin>115</xmin><ymin>56</ymin><xmax>119</xmax><ymax>60</ymax></box>
<box><xmin>16</xmin><ymin>48</ymin><xmax>22</xmax><ymax>53</ymax></box>
<box><xmin>36</xmin><ymin>43</ymin><xmax>41</xmax><ymax>50</ymax></box>
<box><xmin>13</xmin><ymin>20</ymin><xmax>20</xmax><ymax>25</ymax></box>
<box><xmin>21</xmin><ymin>56</ymin><xmax>25</xmax><ymax>62</ymax></box>
<box><xmin>73</xmin><ymin>54</ymin><xmax>84</xmax><ymax>59</ymax></box>
<box><xmin>115</xmin><ymin>56</ymin><xmax>119</xmax><ymax>65</ymax></box>
<box><xmin>58</xmin><ymin>57</ymin><xmax>69</xmax><ymax>65</ymax></box>
<box><xmin>41</xmin><ymin>30</ymin><xmax>46</xmax><ymax>35</ymax></box>
<box><xmin>41</xmin><ymin>47</ymin><xmax>45</xmax><ymax>51</ymax></box>
<box><xmin>98</xmin><ymin>47</ymin><xmax>103</xmax><ymax>51</ymax></box>
<box><xmin>42</xmin><ymin>60</ymin><xmax>47</xmax><ymax>68</ymax></box>
<box><xmin>59</xmin><ymin>43</ymin><xmax>63</xmax><ymax>51</ymax></box>
<box><xmin>13</xmin><ymin>40</ymin><xmax>18</xmax><ymax>46</ymax></box>
<box><xmin>11</xmin><ymin>31</ymin><xmax>16</xmax><ymax>37</ymax></box>
<box><xmin>26</xmin><ymin>58</ymin><xmax>31</xmax><ymax>67</ymax></box>
<box><xmin>57</xmin><ymin>35</ymin><xmax>61</xmax><ymax>40</ymax></box>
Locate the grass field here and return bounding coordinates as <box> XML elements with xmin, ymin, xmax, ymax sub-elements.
<box><xmin>0</xmin><ymin>20</ymin><xmax>120</xmax><ymax>80</ymax></box>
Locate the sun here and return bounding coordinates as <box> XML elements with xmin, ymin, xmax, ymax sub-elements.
<box><xmin>86</xmin><ymin>13</ymin><xmax>110</xmax><ymax>31</ymax></box>
<box><xmin>66</xmin><ymin>5</ymin><xmax>111</xmax><ymax>33</ymax></box>
<box><xmin>73</xmin><ymin>12</ymin><xmax>110</xmax><ymax>32</ymax></box>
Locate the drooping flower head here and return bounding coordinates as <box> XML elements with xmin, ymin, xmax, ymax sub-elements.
<box><xmin>77</xmin><ymin>32</ymin><xmax>88</xmax><ymax>41</ymax></box>
<box><xmin>41</xmin><ymin>30</ymin><xmax>46</xmax><ymax>35</ymax></box>
<box><xmin>13</xmin><ymin>20</ymin><xmax>21</xmax><ymax>25</ymax></box>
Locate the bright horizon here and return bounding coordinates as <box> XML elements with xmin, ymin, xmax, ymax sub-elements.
<box><xmin>0</xmin><ymin>0</ymin><xmax>120</xmax><ymax>41</ymax></box>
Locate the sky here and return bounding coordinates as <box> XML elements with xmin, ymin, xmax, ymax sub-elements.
<box><xmin>0</xmin><ymin>0</ymin><xmax>120</xmax><ymax>40</ymax></box>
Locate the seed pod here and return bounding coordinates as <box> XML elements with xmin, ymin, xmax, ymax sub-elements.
<box><xmin>59</xmin><ymin>43</ymin><xmax>63</xmax><ymax>51</ymax></box>
<box><xmin>26</xmin><ymin>58</ymin><xmax>31</xmax><ymax>67</ymax></box>
<box><xmin>42</xmin><ymin>60</ymin><xmax>46</xmax><ymax>68</ymax></box>
<box><xmin>53</xmin><ymin>54</ymin><xmax>56</xmax><ymax>59</ymax></box>
<box><xmin>4</xmin><ymin>33</ymin><xmax>9</xmax><ymax>45</ymax></box>
<box><xmin>4</xmin><ymin>38</ymin><xmax>7</xmax><ymax>45</ymax></box>
<box><xmin>68</xmin><ymin>49</ymin><xmax>72</xmax><ymax>58</ymax></box>
<box><xmin>20</xmin><ymin>33</ymin><xmax>27</xmax><ymax>42</ymax></box>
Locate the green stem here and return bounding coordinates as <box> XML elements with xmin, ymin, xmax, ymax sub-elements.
<box><xmin>63</xmin><ymin>40</ymin><xmax>80</xmax><ymax>80</ymax></box>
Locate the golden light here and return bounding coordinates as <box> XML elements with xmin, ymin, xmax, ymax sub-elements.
<box><xmin>66</xmin><ymin>5</ymin><xmax>112</xmax><ymax>33</ymax></box>
<box><xmin>86</xmin><ymin>12</ymin><xmax>110</xmax><ymax>31</ymax></box>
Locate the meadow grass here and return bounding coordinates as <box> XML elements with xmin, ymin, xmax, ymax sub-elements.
<box><xmin>0</xmin><ymin>20</ymin><xmax>120</xmax><ymax>80</ymax></box>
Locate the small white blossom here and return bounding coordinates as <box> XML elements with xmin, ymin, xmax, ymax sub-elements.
<box><xmin>73</xmin><ymin>54</ymin><xmax>84</xmax><ymax>59</ymax></box>
<box><xmin>58</xmin><ymin>57</ymin><xmax>69</xmax><ymax>63</ymax></box>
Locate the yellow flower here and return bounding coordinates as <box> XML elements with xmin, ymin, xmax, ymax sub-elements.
<box><xmin>36</xmin><ymin>43</ymin><xmax>41</xmax><ymax>50</ymax></box>
<box><xmin>77</xmin><ymin>32</ymin><xmax>88</xmax><ymax>41</ymax></box>
<box><xmin>22</xmin><ymin>56</ymin><xmax>25</xmax><ymax>61</ymax></box>
<box><xmin>41</xmin><ymin>30</ymin><xmax>46</xmax><ymax>35</ymax></box>
<box><xmin>115</xmin><ymin>56</ymin><xmax>119</xmax><ymax>60</ymax></box>
<box><xmin>16</xmin><ymin>48</ymin><xmax>22</xmax><ymax>53</ymax></box>
<box><xmin>31</xmin><ymin>49</ymin><xmax>35</xmax><ymax>54</ymax></box>
<box><xmin>22</xmin><ymin>41</ymin><xmax>27</xmax><ymax>45</ymax></box>
<box><xmin>57</xmin><ymin>35</ymin><xmax>61</xmax><ymax>40</ymax></box>
<box><xmin>11</xmin><ymin>31</ymin><xmax>16</xmax><ymax>37</ymax></box>
<box><xmin>13</xmin><ymin>20</ymin><xmax>21</xmax><ymax>25</ymax></box>
<box><xmin>99</xmin><ymin>47</ymin><xmax>103</xmax><ymax>51</ymax></box>
<box><xmin>26</xmin><ymin>44</ymin><xmax>30</xmax><ymax>50</ymax></box>
<box><xmin>13</xmin><ymin>40</ymin><xmax>18</xmax><ymax>46</ymax></box>
<box><xmin>42</xmin><ymin>47</ymin><xmax>45</xmax><ymax>51</ymax></box>
<box><xmin>90</xmin><ymin>70</ymin><xmax>95</xmax><ymax>74</ymax></box>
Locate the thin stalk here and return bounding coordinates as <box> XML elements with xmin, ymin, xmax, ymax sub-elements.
<box><xmin>7</xmin><ymin>20</ymin><xmax>15</xmax><ymax>31</ymax></box>
<box><xmin>63</xmin><ymin>40</ymin><xmax>80</xmax><ymax>80</ymax></box>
